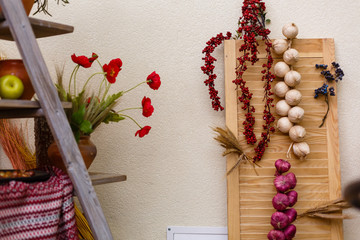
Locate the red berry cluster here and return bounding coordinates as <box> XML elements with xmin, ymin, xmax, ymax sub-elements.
<box><xmin>201</xmin><ymin>32</ymin><xmax>232</xmax><ymax>111</ymax></box>
<box><xmin>233</xmin><ymin>0</ymin><xmax>275</xmax><ymax>162</ymax></box>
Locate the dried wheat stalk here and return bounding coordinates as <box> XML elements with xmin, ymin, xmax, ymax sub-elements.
<box><xmin>0</xmin><ymin>119</ymin><xmax>36</xmax><ymax>169</ymax></box>
<box><xmin>298</xmin><ymin>198</ymin><xmax>352</xmax><ymax>219</ymax></box>
<box><xmin>213</xmin><ymin>127</ymin><xmax>258</xmax><ymax>175</ymax></box>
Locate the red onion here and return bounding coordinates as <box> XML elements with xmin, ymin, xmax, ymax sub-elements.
<box><xmin>272</xmin><ymin>193</ymin><xmax>290</xmax><ymax>211</ymax></box>
<box><xmin>267</xmin><ymin>229</ymin><xmax>286</xmax><ymax>240</ymax></box>
<box><xmin>274</xmin><ymin>175</ymin><xmax>291</xmax><ymax>193</ymax></box>
<box><xmin>284</xmin><ymin>208</ymin><xmax>297</xmax><ymax>223</ymax></box>
<box><xmin>286</xmin><ymin>190</ymin><xmax>298</xmax><ymax>207</ymax></box>
<box><xmin>283</xmin><ymin>224</ymin><xmax>296</xmax><ymax>240</ymax></box>
<box><xmin>271</xmin><ymin>211</ymin><xmax>289</xmax><ymax>230</ymax></box>
<box><xmin>275</xmin><ymin>159</ymin><xmax>291</xmax><ymax>174</ymax></box>
<box><xmin>285</xmin><ymin>172</ymin><xmax>297</xmax><ymax>189</ymax></box>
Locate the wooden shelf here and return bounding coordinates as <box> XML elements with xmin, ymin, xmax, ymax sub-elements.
<box><xmin>0</xmin><ymin>17</ymin><xmax>74</xmax><ymax>41</ymax></box>
<box><xmin>89</xmin><ymin>172</ymin><xmax>127</xmax><ymax>186</ymax></box>
<box><xmin>0</xmin><ymin>99</ymin><xmax>71</xmax><ymax>118</ymax></box>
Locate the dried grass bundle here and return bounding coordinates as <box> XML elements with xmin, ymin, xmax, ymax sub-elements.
<box><xmin>298</xmin><ymin>198</ymin><xmax>352</xmax><ymax>219</ymax></box>
<box><xmin>75</xmin><ymin>204</ymin><xmax>94</xmax><ymax>240</ymax></box>
<box><xmin>213</xmin><ymin>127</ymin><xmax>258</xmax><ymax>175</ymax></box>
<box><xmin>0</xmin><ymin>119</ymin><xmax>36</xmax><ymax>169</ymax></box>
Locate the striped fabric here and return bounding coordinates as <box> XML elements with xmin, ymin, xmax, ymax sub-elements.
<box><xmin>0</xmin><ymin>167</ymin><xmax>78</xmax><ymax>240</ymax></box>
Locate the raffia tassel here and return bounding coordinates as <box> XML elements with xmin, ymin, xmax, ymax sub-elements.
<box><xmin>212</xmin><ymin>127</ymin><xmax>259</xmax><ymax>175</ymax></box>
<box><xmin>298</xmin><ymin>198</ymin><xmax>352</xmax><ymax>220</ymax></box>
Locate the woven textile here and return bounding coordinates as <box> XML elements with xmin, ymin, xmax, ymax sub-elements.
<box><xmin>0</xmin><ymin>167</ymin><xmax>78</xmax><ymax>240</ymax></box>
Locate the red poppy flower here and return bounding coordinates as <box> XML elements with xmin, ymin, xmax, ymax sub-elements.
<box><xmin>103</xmin><ymin>62</ymin><xmax>120</xmax><ymax>84</ymax></box>
<box><xmin>142</xmin><ymin>96</ymin><xmax>154</xmax><ymax>117</ymax></box>
<box><xmin>109</xmin><ymin>58</ymin><xmax>123</xmax><ymax>69</ymax></box>
<box><xmin>146</xmin><ymin>71</ymin><xmax>161</xmax><ymax>90</ymax></box>
<box><xmin>135</xmin><ymin>126</ymin><xmax>151</xmax><ymax>138</ymax></box>
<box><xmin>71</xmin><ymin>52</ymin><xmax>98</xmax><ymax>68</ymax></box>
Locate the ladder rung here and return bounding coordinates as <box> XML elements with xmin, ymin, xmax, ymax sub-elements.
<box><xmin>0</xmin><ymin>17</ymin><xmax>74</xmax><ymax>41</ymax></box>
<box><xmin>0</xmin><ymin>100</ymin><xmax>71</xmax><ymax>118</ymax></box>
<box><xmin>90</xmin><ymin>172</ymin><xmax>127</xmax><ymax>186</ymax></box>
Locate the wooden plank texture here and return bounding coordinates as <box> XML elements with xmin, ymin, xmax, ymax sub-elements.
<box><xmin>0</xmin><ymin>99</ymin><xmax>71</xmax><ymax>109</ymax></box>
<box><xmin>90</xmin><ymin>172</ymin><xmax>127</xmax><ymax>186</ymax></box>
<box><xmin>0</xmin><ymin>17</ymin><xmax>74</xmax><ymax>41</ymax></box>
<box><xmin>0</xmin><ymin>100</ymin><xmax>71</xmax><ymax>118</ymax></box>
<box><xmin>224</xmin><ymin>39</ymin><xmax>342</xmax><ymax>240</ymax></box>
<box><xmin>0</xmin><ymin>1</ymin><xmax>113</xmax><ymax>239</ymax></box>
<box><xmin>225</xmin><ymin>39</ymin><xmax>241</xmax><ymax>240</ymax></box>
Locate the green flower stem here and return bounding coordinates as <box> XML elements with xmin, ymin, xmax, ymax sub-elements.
<box><xmin>123</xmin><ymin>81</ymin><xmax>147</xmax><ymax>94</ymax></box>
<box><xmin>119</xmin><ymin>114</ymin><xmax>142</xmax><ymax>129</ymax></box>
<box><xmin>101</xmin><ymin>83</ymin><xmax>111</xmax><ymax>102</ymax></box>
<box><xmin>96</xmin><ymin>59</ymin><xmax>103</xmax><ymax>69</ymax></box>
<box><xmin>97</xmin><ymin>76</ymin><xmax>107</xmax><ymax>97</ymax></box>
<box><xmin>73</xmin><ymin>66</ymin><xmax>80</xmax><ymax>96</ymax></box>
<box><xmin>68</xmin><ymin>65</ymin><xmax>79</xmax><ymax>95</ymax></box>
<box><xmin>116</xmin><ymin>107</ymin><xmax>142</xmax><ymax>113</ymax></box>
<box><xmin>81</xmin><ymin>72</ymin><xmax>105</xmax><ymax>92</ymax></box>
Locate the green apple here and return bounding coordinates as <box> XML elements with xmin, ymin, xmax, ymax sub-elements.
<box><xmin>0</xmin><ymin>74</ymin><xmax>24</xmax><ymax>99</ymax></box>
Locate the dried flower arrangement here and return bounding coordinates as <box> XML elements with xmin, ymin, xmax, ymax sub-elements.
<box><xmin>33</xmin><ymin>0</ymin><xmax>69</xmax><ymax>16</ymax></box>
<box><xmin>314</xmin><ymin>62</ymin><xmax>344</xmax><ymax>127</ymax></box>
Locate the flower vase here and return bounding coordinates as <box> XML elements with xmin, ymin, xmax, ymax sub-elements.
<box><xmin>47</xmin><ymin>135</ymin><xmax>97</xmax><ymax>172</ymax></box>
<box><xmin>0</xmin><ymin>59</ymin><xmax>35</xmax><ymax>100</ymax></box>
<box><xmin>0</xmin><ymin>0</ymin><xmax>34</xmax><ymax>19</ymax></box>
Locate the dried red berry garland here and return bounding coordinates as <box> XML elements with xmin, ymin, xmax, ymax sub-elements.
<box><xmin>201</xmin><ymin>32</ymin><xmax>232</xmax><ymax>111</ymax></box>
<box><xmin>201</xmin><ymin>0</ymin><xmax>275</xmax><ymax>162</ymax></box>
<box><xmin>234</xmin><ymin>0</ymin><xmax>275</xmax><ymax>162</ymax></box>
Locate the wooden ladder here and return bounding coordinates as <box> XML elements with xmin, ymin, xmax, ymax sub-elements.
<box><xmin>0</xmin><ymin>0</ymin><xmax>114</xmax><ymax>239</ymax></box>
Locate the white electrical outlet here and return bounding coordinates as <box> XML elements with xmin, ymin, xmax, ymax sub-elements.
<box><xmin>167</xmin><ymin>226</ymin><xmax>228</xmax><ymax>240</ymax></box>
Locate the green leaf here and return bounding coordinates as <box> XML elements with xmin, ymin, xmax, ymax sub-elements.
<box><xmin>103</xmin><ymin>112</ymin><xmax>125</xmax><ymax>124</ymax></box>
<box><xmin>79</xmin><ymin>120</ymin><xmax>93</xmax><ymax>134</ymax></box>
<box><xmin>71</xmin><ymin>105</ymin><xmax>86</xmax><ymax>125</ymax></box>
<box><xmin>266</xmin><ymin>19</ymin><xmax>271</xmax><ymax>24</ymax></box>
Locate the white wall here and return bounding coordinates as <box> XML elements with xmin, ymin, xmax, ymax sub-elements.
<box><xmin>1</xmin><ymin>0</ymin><xmax>360</xmax><ymax>239</ymax></box>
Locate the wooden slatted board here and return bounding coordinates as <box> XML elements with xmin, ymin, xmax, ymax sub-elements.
<box><xmin>224</xmin><ymin>39</ymin><xmax>342</xmax><ymax>240</ymax></box>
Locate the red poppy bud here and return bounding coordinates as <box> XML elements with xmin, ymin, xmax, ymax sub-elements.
<box><xmin>71</xmin><ymin>53</ymin><xmax>98</xmax><ymax>68</ymax></box>
<box><xmin>135</xmin><ymin>126</ymin><xmax>151</xmax><ymax>138</ymax></box>
<box><xmin>142</xmin><ymin>96</ymin><xmax>154</xmax><ymax>117</ymax></box>
<box><xmin>147</xmin><ymin>71</ymin><xmax>161</xmax><ymax>90</ymax></box>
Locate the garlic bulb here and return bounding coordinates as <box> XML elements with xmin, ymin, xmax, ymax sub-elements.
<box><xmin>275</xmin><ymin>100</ymin><xmax>291</xmax><ymax>116</ymax></box>
<box><xmin>292</xmin><ymin>142</ymin><xmax>310</xmax><ymax>159</ymax></box>
<box><xmin>274</xmin><ymin>82</ymin><xmax>290</xmax><ymax>98</ymax></box>
<box><xmin>283</xmin><ymin>49</ymin><xmax>299</xmax><ymax>65</ymax></box>
<box><xmin>272</xmin><ymin>39</ymin><xmax>288</xmax><ymax>55</ymax></box>
<box><xmin>289</xmin><ymin>125</ymin><xmax>306</xmax><ymax>142</ymax></box>
<box><xmin>284</xmin><ymin>70</ymin><xmax>301</xmax><ymax>87</ymax></box>
<box><xmin>285</xmin><ymin>89</ymin><xmax>302</xmax><ymax>106</ymax></box>
<box><xmin>282</xmin><ymin>23</ymin><xmax>299</xmax><ymax>39</ymax></box>
<box><xmin>288</xmin><ymin>106</ymin><xmax>305</xmax><ymax>123</ymax></box>
<box><xmin>274</xmin><ymin>61</ymin><xmax>290</xmax><ymax>78</ymax></box>
<box><xmin>277</xmin><ymin>117</ymin><xmax>293</xmax><ymax>134</ymax></box>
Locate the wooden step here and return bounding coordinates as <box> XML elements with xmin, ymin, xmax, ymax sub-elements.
<box><xmin>0</xmin><ymin>17</ymin><xmax>74</xmax><ymax>41</ymax></box>
<box><xmin>89</xmin><ymin>172</ymin><xmax>127</xmax><ymax>186</ymax></box>
<box><xmin>0</xmin><ymin>99</ymin><xmax>71</xmax><ymax>118</ymax></box>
